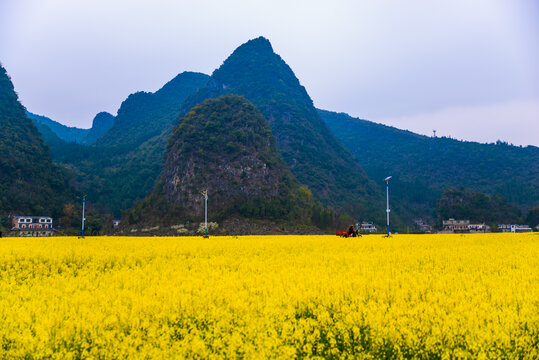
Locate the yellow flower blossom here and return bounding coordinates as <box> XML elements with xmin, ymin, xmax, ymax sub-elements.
<box><xmin>0</xmin><ymin>233</ymin><xmax>537</xmax><ymax>358</ymax></box>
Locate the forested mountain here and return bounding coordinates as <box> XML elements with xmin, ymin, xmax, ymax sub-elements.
<box><xmin>14</xmin><ymin>36</ymin><xmax>533</xmax><ymax>230</ymax></box>
<box><xmin>28</xmin><ymin>111</ymin><xmax>114</xmax><ymax>145</ymax></box>
<box><xmin>319</xmin><ymin>109</ymin><xmax>539</xmax><ymax>222</ymax></box>
<box><xmin>177</xmin><ymin>37</ymin><xmax>384</xmax><ymax>222</ymax></box>
<box><xmin>130</xmin><ymin>95</ymin><xmax>341</xmax><ymax>233</ymax></box>
<box><xmin>53</xmin><ymin>72</ymin><xmax>210</xmax><ymax>216</ymax></box>
<box><xmin>0</xmin><ymin>64</ymin><xmax>75</xmax><ymax>217</ymax></box>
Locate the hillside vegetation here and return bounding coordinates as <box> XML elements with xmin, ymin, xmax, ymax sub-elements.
<box><xmin>436</xmin><ymin>188</ymin><xmax>522</xmax><ymax>226</ymax></box>
<box><xmin>0</xmin><ymin>64</ymin><xmax>75</xmax><ymax>218</ymax></box>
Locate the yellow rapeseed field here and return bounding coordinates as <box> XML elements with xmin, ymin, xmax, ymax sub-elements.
<box><xmin>0</xmin><ymin>233</ymin><xmax>538</xmax><ymax>359</ymax></box>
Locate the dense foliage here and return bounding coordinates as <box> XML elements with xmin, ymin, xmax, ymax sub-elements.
<box><xmin>436</xmin><ymin>188</ymin><xmax>521</xmax><ymax>227</ymax></box>
<box><xmin>0</xmin><ymin>65</ymin><xmax>76</xmax><ymax>218</ymax></box>
<box><xmin>131</xmin><ymin>95</ymin><xmax>344</xmax><ymax>232</ymax></box>
<box><xmin>319</xmin><ymin>109</ymin><xmax>539</xmax><ymax>225</ymax></box>
<box><xmin>525</xmin><ymin>205</ymin><xmax>539</xmax><ymax>228</ymax></box>
<box><xmin>178</xmin><ymin>37</ymin><xmax>384</xmax><ymax>224</ymax></box>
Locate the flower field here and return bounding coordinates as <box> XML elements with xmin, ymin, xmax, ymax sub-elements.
<box><xmin>1</xmin><ymin>233</ymin><xmax>538</xmax><ymax>359</ymax></box>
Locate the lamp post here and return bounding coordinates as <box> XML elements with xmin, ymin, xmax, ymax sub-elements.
<box><xmin>383</xmin><ymin>176</ymin><xmax>392</xmax><ymax>237</ymax></box>
<box><xmin>81</xmin><ymin>195</ymin><xmax>86</xmax><ymax>238</ymax></box>
<box><xmin>202</xmin><ymin>190</ymin><xmax>208</xmax><ymax>238</ymax></box>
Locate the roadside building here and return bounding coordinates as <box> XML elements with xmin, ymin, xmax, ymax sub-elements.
<box><xmin>443</xmin><ymin>218</ymin><xmax>489</xmax><ymax>233</ymax></box>
<box><xmin>467</xmin><ymin>223</ymin><xmax>489</xmax><ymax>232</ymax></box>
<box><xmin>442</xmin><ymin>219</ymin><xmax>469</xmax><ymax>232</ymax></box>
<box><xmin>357</xmin><ymin>222</ymin><xmax>377</xmax><ymax>233</ymax></box>
<box><xmin>498</xmin><ymin>224</ymin><xmax>533</xmax><ymax>233</ymax></box>
<box><xmin>413</xmin><ymin>218</ymin><xmax>433</xmax><ymax>233</ymax></box>
<box><xmin>11</xmin><ymin>216</ymin><xmax>54</xmax><ymax>236</ymax></box>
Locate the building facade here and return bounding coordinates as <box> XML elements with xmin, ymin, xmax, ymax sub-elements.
<box><xmin>442</xmin><ymin>218</ymin><xmax>488</xmax><ymax>233</ymax></box>
<box><xmin>498</xmin><ymin>224</ymin><xmax>533</xmax><ymax>233</ymax></box>
<box><xmin>11</xmin><ymin>216</ymin><xmax>54</xmax><ymax>236</ymax></box>
<box><xmin>357</xmin><ymin>222</ymin><xmax>377</xmax><ymax>233</ymax></box>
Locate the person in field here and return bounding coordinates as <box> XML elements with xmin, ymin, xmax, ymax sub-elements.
<box><xmin>348</xmin><ymin>224</ymin><xmax>355</xmax><ymax>237</ymax></box>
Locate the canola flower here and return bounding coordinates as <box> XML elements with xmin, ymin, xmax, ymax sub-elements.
<box><xmin>0</xmin><ymin>233</ymin><xmax>538</xmax><ymax>359</ymax></box>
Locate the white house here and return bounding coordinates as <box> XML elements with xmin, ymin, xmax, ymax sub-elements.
<box><xmin>11</xmin><ymin>216</ymin><xmax>54</xmax><ymax>236</ymax></box>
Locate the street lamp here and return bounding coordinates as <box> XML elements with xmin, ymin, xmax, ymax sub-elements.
<box><xmin>81</xmin><ymin>195</ymin><xmax>86</xmax><ymax>238</ymax></box>
<box><xmin>202</xmin><ymin>190</ymin><xmax>208</xmax><ymax>238</ymax></box>
<box><xmin>383</xmin><ymin>176</ymin><xmax>392</xmax><ymax>237</ymax></box>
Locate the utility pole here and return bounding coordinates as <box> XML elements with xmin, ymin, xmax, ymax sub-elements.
<box><xmin>81</xmin><ymin>195</ymin><xmax>86</xmax><ymax>238</ymax></box>
<box><xmin>202</xmin><ymin>190</ymin><xmax>208</xmax><ymax>238</ymax></box>
<box><xmin>383</xmin><ymin>176</ymin><xmax>392</xmax><ymax>237</ymax></box>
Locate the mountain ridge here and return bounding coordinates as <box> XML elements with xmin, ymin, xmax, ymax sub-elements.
<box><xmin>50</xmin><ymin>71</ymin><xmax>210</xmax><ymax>216</ymax></box>
<box><xmin>175</xmin><ymin>37</ymin><xmax>385</xmax><ymax>222</ymax></box>
<box><xmin>28</xmin><ymin>111</ymin><xmax>115</xmax><ymax>145</ymax></box>
<box><xmin>318</xmin><ymin>109</ymin><xmax>539</xmax><ymax>223</ymax></box>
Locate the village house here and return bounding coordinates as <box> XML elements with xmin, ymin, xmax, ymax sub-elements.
<box><xmin>442</xmin><ymin>218</ymin><xmax>489</xmax><ymax>233</ymax></box>
<box><xmin>498</xmin><ymin>224</ymin><xmax>533</xmax><ymax>233</ymax></box>
<box><xmin>11</xmin><ymin>216</ymin><xmax>54</xmax><ymax>236</ymax></box>
<box><xmin>413</xmin><ymin>218</ymin><xmax>433</xmax><ymax>233</ymax></box>
<box><xmin>356</xmin><ymin>222</ymin><xmax>377</xmax><ymax>233</ymax></box>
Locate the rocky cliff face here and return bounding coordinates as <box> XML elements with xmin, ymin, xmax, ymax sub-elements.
<box><xmin>137</xmin><ymin>94</ymin><xmax>298</xmax><ymax>222</ymax></box>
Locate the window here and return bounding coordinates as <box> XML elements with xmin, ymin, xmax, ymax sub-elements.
<box><xmin>22</xmin><ymin>224</ymin><xmax>26</xmax><ymax>229</ymax></box>
<box><xmin>47</xmin><ymin>219</ymin><xmax>52</xmax><ymax>223</ymax></box>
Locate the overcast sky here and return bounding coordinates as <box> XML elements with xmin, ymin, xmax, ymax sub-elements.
<box><xmin>1</xmin><ymin>0</ymin><xmax>538</xmax><ymax>146</ymax></box>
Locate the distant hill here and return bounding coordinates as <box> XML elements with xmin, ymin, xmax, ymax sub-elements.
<box><xmin>318</xmin><ymin>109</ymin><xmax>539</xmax><ymax>222</ymax></box>
<box><xmin>27</xmin><ymin>112</ymin><xmax>88</xmax><ymax>143</ymax></box>
<box><xmin>0</xmin><ymin>64</ymin><xmax>75</xmax><ymax>217</ymax></box>
<box><xmin>177</xmin><ymin>37</ymin><xmax>384</xmax><ymax>222</ymax></box>
<box><xmin>96</xmin><ymin>72</ymin><xmax>210</xmax><ymax>150</ymax></box>
<box><xmin>436</xmin><ymin>188</ymin><xmax>521</xmax><ymax>226</ymax></box>
<box><xmin>81</xmin><ymin>112</ymin><xmax>115</xmax><ymax>144</ymax></box>
<box><xmin>129</xmin><ymin>95</ymin><xmax>340</xmax><ymax>234</ymax></box>
<box><xmin>53</xmin><ymin>72</ymin><xmax>210</xmax><ymax>216</ymax></box>
<box><xmin>27</xmin><ymin>111</ymin><xmax>114</xmax><ymax>145</ymax></box>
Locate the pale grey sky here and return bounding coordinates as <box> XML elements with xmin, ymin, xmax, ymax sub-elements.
<box><xmin>1</xmin><ymin>0</ymin><xmax>538</xmax><ymax>145</ymax></box>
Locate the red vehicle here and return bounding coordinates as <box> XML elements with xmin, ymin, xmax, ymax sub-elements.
<box><xmin>336</xmin><ymin>227</ymin><xmax>361</xmax><ymax>238</ymax></box>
